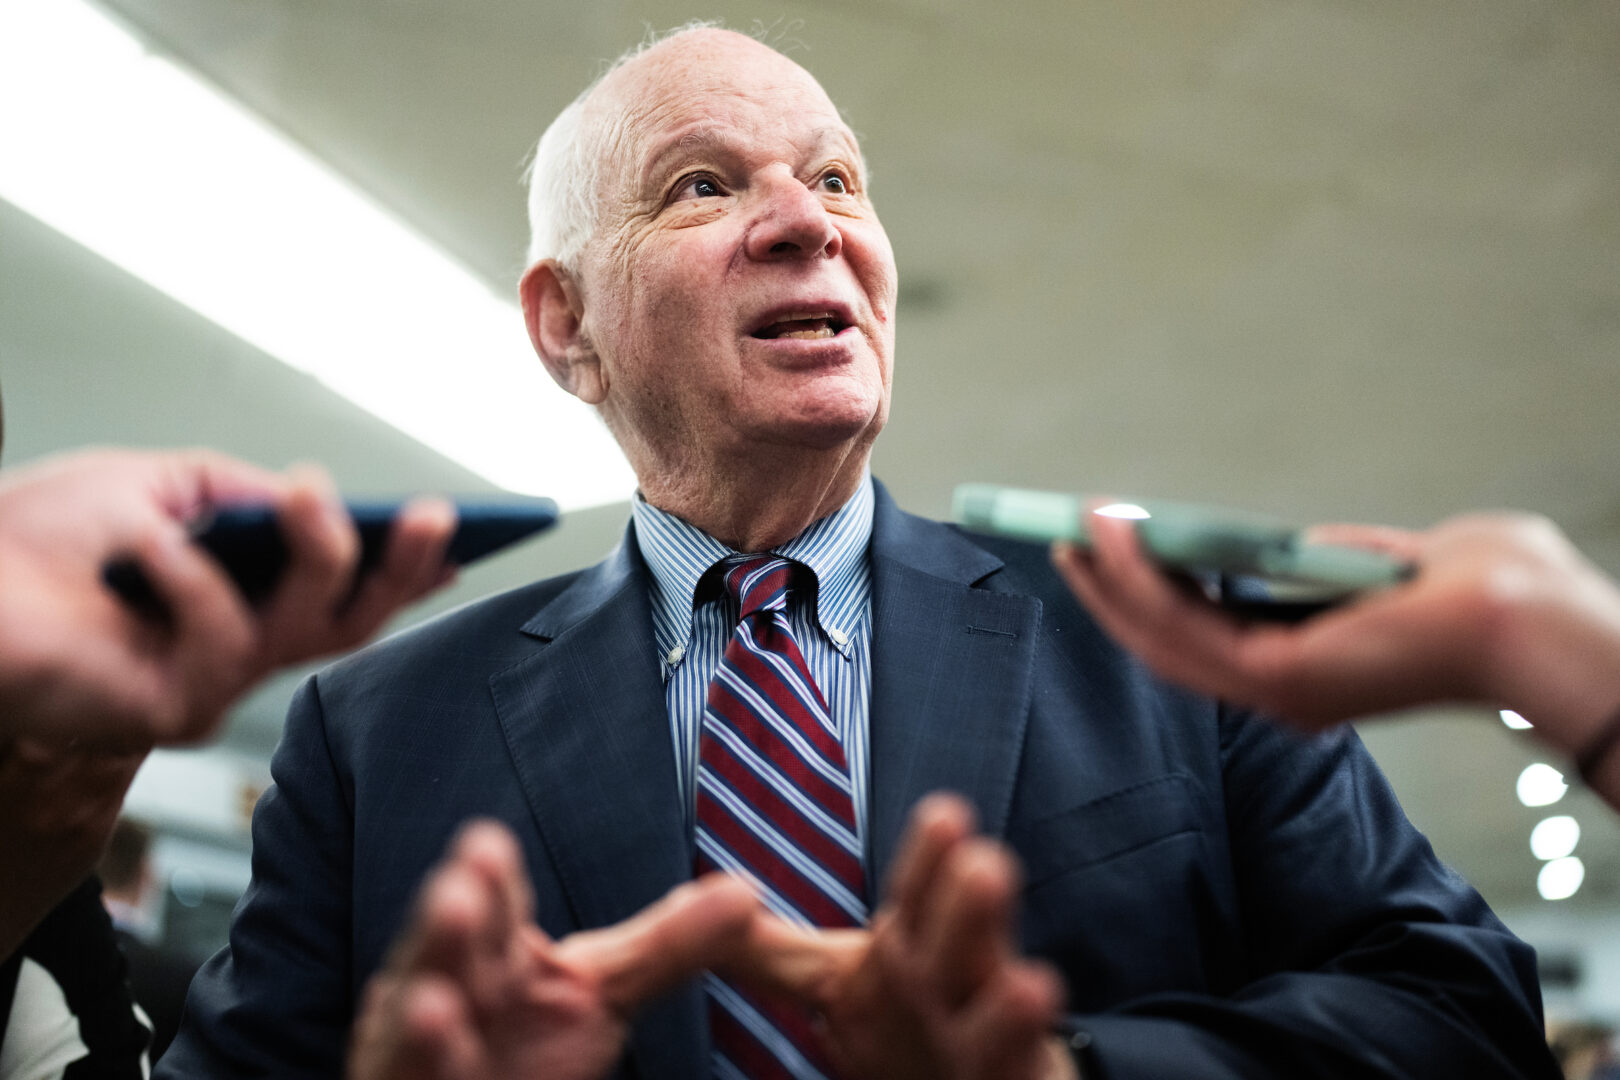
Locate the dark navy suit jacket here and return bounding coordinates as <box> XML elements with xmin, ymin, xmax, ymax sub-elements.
<box><xmin>161</xmin><ymin>483</ymin><xmax>1558</xmax><ymax>1079</ymax></box>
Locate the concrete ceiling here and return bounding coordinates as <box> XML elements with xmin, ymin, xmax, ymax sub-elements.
<box><xmin>4</xmin><ymin>0</ymin><xmax>1618</xmax><ymax>918</ymax></box>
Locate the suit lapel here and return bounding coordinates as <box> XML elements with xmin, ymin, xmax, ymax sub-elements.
<box><xmin>865</xmin><ymin>485</ymin><xmax>1042</xmax><ymax>898</ymax></box>
<box><xmin>489</xmin><ymin>537</ymin><xmax>707</xmax><ymax>1080</ymax></box>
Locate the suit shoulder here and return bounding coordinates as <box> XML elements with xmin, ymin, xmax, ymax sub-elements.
<box><xmin>953</xmin><ymin>527</ymin><xmax>1062</xmax><ymax>577</ymax></box>
<box><xmin>316</xmin><ymin>566</ymin><xmax>592</xmax><ymax>688</ymax></box>
<box><xmin>939</xmin><ymin>521</ymin><xmax>1080</xmax><ymax>602</ymax></box>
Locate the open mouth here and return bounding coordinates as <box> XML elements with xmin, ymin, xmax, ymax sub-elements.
<box><xmin>750</xmin><ymin>312</ymin><xmax>851</xmax><ymax>340</ymax></box>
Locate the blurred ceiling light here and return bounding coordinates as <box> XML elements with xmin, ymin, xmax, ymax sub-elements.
<box><xmin>1096</xmin><ymin>503</ymin><xmax>1152</xmax><ymax>520</ymax></box>
<box><xmin>1499</xmin><ymin>709</ymin><xmax>1533</xmax><ymax>730</ymax></box>
<box><xmin>1515</xmin><ymin>763</ymin><xmax>1568</xmax><ymax>808</ymax></box>
<box><xmin>1537</xmin><ymin>856</ymin><xmax>1585</xmax><ymax>902</ymax></box>
<box><xmin>1529</xmin><ymin>815</ymin><xmax>1580</xmax><ymax>861</ymax></box>
<box><xmin>0</xmin><ymin>0</ymin><xmax>634</xmax><ymax>508</ymax></box>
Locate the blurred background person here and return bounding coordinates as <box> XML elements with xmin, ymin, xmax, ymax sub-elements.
<box><xmin>1548</xmin><ymin>1020</ymin><xmax>1619</xmax><ymax>1080</ymax></box>
<box><xmin>98</xmin><ymin>818</ymin><xmax>198</xmax><ymax>1062</ymax></box>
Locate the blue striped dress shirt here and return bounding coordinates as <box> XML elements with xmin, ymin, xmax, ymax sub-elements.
<box><xmin>630</xmin><ymin>477</ymin><xmax>874</xmax><ymax>856</ymax></box>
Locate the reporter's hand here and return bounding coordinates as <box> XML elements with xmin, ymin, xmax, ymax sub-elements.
<box><xmin>0</xmin><ymin>448</ymin><xmax>456</xmax><ymax>748</ymax></box>
<box><xmin>1052</xmin><ymin>509</ymin><xmax>1620</xmax><ymax>751</ymax></box>
<box><xmin>734</xmin><ymin>795</ymin><xmax>1074</xmax><ymax>1080</ymax></box>
<box><xmin>348</xmin><ymin>821</ymin><xmax>759</xmax><ymax>1080</ymax></box>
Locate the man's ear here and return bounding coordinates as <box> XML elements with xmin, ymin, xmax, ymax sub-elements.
<box><xmin>520</xmin><ymin>260</ymin><xmax>606</xmax><ymax>404</ymax></box>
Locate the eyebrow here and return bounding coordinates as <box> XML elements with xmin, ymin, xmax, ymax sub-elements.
<box><xmin>640</xmin><ymin>125</ymin><xmax>861</xmax><ymax>190</ymax></box>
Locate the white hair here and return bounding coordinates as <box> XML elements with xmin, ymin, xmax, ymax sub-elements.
<box><xmin>523</xmin><ymin>20</ymin><xmax>729</xmax><ymax>273</ymax></box>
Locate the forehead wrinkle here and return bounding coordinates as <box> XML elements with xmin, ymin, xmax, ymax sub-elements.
<box><xmin>587</xmin><ymin>108</ymin><xmax>638</xmax><ymax>207</ymax></box>
<box><xmin>639</xmin><ymin>125</ymin><xmax>750</xmax><ymax>186</ymax></box>
<box><xmin>609</xmin><ymin>63</ymin><xmax>850</xmax><ymax>160</ymax></box>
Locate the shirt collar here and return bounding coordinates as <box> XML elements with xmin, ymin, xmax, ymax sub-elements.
<box><xmin>632</xmin><ymin>475</ymin><xmax>874</xmax><ymax>672</ymax></box>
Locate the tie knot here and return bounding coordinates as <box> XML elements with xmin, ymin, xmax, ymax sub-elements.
<box><xmin>719</xmin><ymin>555</ymin><xmax>796</xmax><ymax>620</ymax></box>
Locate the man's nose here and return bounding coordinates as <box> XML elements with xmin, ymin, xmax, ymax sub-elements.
<box><xmin>744</xmin><ymin>174</ymin><xmax>842</xmax><ymax>262</ymax></box>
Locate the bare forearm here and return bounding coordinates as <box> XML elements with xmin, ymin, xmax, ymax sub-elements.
<box><xmin>1486</xmin><ymin>553</ymin><xmax>1620</xmax><ymax>807</ymax></box>
<box><xmin>0</xmin><ymin>738</ymin><xmax>143</xmax><ymax>961</ymax></box>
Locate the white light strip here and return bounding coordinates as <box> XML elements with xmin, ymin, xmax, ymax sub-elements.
<box><xmin>1499</xmin><ymin>709</ymin><xmax>1533</xmax><ymax>730</ymax></box>
<box><xmin>0</xmin><ymin>0</ymin><xmax>635</xmax><ymax>509</ymax></box>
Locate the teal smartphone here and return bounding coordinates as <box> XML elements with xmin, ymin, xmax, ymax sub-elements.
<box><xmin>953</xmin><ymin>484</ymin><xmax>1413</xmax><ymax>619</ymax></box>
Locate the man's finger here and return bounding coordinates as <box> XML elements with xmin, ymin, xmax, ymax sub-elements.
<box><xmin>384</xmin><ymin>859</ymin><xmax>490</xmax><ymax>991</ymax></box>
<box><xmin>956</xmin><ymin>964</ymin><xmax>1067</xmax><ymax>1080</ymax></box>
<box><xmin>350</xmin><ymin>973</ymin><xmax>482</xmax><ymax>1080</ymax></box>
<box><xmin>884</xmin><ymin>793</ymin><xmax>975</xmax><ymax>936</ymax></box>
<box><xmin>398</xmin><ymin>978</ymin><xmax>485</xmax><ymax>1080</ymax></box>
<box><xmin>450</xmin><ymin>820</ymin><xmax>536</xmax><ymax>959</ymax></box>
<box><xmin>1301</xmin><ymin>522</ymin><xmax>1421</xmax><ymax>560</ymax></box>
<box><xmin>1060</xmin><ymin>515</ymin><xmax>1287</xmax><ymax>703</ymax></box>
<box><xmin>338</xmin><ymin>498</ymin><xmax>457</xmax><ymax>643</ymax></box>
<box><xmin>130</xmin><ymin>524</ymin><xmax>258</xmax><ymax>740</ymax></box>
<box><xmin>170</xmin><ymin>449</ymin><xmax>288</xmax><ymax>512</ymax></box>
<box><xmin>720</xmin><ymin>912</ymin><xmax>866</xmax><ymax>1005</ymax></box>
<box><xmin>257</xmin><ymin>467</ymin><xmax>355</xmax><ymax>658</ymax></box>
<box><xmin>555</xmin><ymin>873</ymin><xmax>758</xmax><ymax>1011</ymax></box>
<box><xmin>918</xmin><ymin>838</ymin><xmax>1019</xmax><ymax>1008</ymax></box>
<box><xmin>1083</xmin><ymin>514</ymin><xmax>1222</xmax><ymax>638</ymax></box>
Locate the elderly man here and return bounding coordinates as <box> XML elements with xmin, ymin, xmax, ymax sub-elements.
<box><xmin>163</xmin><ymin>26</ymin><xmax>1559</xmax><ymax>1080</ymax></box>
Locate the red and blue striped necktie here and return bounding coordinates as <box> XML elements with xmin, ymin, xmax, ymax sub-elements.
<box><xmin>695</xmin><ymin>554</ymin><xmax>866</xmax><ymax>1080</ymax></box>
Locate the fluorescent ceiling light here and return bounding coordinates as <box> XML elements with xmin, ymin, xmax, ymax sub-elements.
<box><xmin>1515</xmin><ymin>763</ymin><xmax>1567</xmax><ymax>808</ymax></box>
<box><xmin>1529</xmin><ymin>815</ymin><xmax>1580</xmax><ymax>861</ymax></box>
<box><xmin>1095</xmin><ymin>503</ymin><xmax>1151</xmax><ymax>520</ymax></box>
<box><xmin>0</xmin><ymin>0</ymin><xmax>635</xmax><ymax>508</ymax></box>
<box><xmin>1499</xmin><ymin>709</ymin><xmax>1533</xmax><ymax>730</ymax></box>
<box><xmin>1537</xmin><ymin>856</ymin><xmax>1584</xmax><ymax>902</ymax></box>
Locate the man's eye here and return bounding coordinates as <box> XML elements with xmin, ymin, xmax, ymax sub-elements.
<box><xmin>674</xmin><ymin>174</ymin><xmax>724</xmax><ymax>201</ymax></box>
<box><xmin>819</xmin><ymin>173</ymin><xmax>849</xmax><ymax>195</ymax></box>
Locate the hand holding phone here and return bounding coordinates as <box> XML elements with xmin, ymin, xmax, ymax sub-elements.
<box><xmin>953</xmin><ymin>484</ymin><xmax>1412</xmax><ymax>619</ymax></box>
<box><xmin>104</xmin><ymin>496</ymin><xmax>558</xmax><ymax>619</ymax></box>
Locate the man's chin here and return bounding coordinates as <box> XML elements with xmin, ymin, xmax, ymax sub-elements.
<box><xmin>753</xmin><ymin>400</ymin><xmax>887</xmax><ymax>455</ymax></box>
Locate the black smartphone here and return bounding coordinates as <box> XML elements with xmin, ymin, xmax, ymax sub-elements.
<box><xmin>104</xmin><ymin>496</ymin><xmax>558</xmax><ymax>619</ymax></box>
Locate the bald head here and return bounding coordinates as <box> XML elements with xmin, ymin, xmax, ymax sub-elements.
<box><xmin>524</xmin><ymin>27</ymin><xmax>848</xmax><ymax>273</ymax></box>
<box><xmin>589</xmin><ymin>28</ymin><xmax>821</xmax><ymax>120</ymax></box>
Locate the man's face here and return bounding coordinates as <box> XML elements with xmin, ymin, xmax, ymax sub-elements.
<box><xmin>572</xmin><ymin>31</ymin><xmax>897</xmax><ymax>470</ymax></box>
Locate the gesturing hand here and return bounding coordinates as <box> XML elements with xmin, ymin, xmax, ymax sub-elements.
<box><xmin>735</xmin><ymin>795</ymin><xmax>1076</xmax><ymax>1080</ymax></box>
<box><xmin>348</xmin><ymin>821</ymin><xmax>759</xmax><ymax>1080</ymax></box>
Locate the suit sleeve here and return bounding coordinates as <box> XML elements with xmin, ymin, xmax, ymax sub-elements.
<box><xmin>156</xmin><ymin>675</ymin><xmax>355</xmax><ymax>1080</ymax></box>
<box><xmin>1069</xmin><ymin>714</ymin><xmax>1559</xmax><ymax>1080</ymax></box>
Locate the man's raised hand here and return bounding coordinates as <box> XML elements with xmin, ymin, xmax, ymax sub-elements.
<box><xmin>348</xmin><ymin>821</ymin><xmax>760</xmax><ymax>1080</ymax></box>
<box><xmin>733</xmin><ymin>794</ymin><xmax>1076</xmax><ymax>1080</ymax></box>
